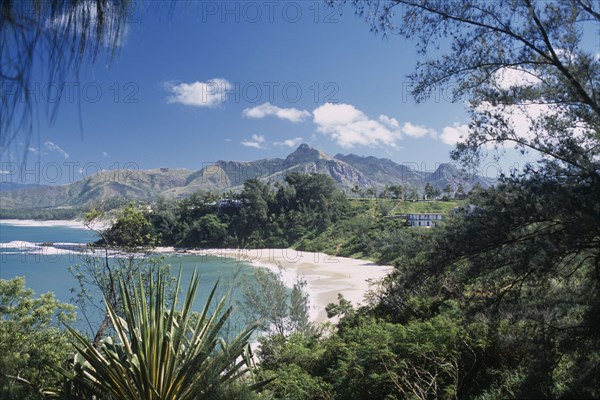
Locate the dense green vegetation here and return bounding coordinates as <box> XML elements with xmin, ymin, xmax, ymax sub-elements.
<box><xmin>139</xmin><ymin>173</ymin><xmax>359</xmax><ymax>250</ymax></box>
<box><xmin>251</xmin><ymin>0</ymin><xmax>600</xmax><ymax>397</ymax></box>
<box><xmin>46</xmin><ymin>270</ymin><xmax>264</xmax><ymax>399</ymax></box>
<box><xmin>0</xmin><ymin>208</ymin><xmax>83</xmax><ymax>221</ymax></box>
<box><xmin>256</xmin><ymin>312</ymin><xmax>485</xmax><ymax>399</ymax></box>
<box><xmin>250</xmin><ymin>172</ymin><xmax>600</xmax><ymax>398</ymax></box>
<box><xmin>100</xmin><ymin>173</ymin><xmax>445</xmax><ymax>263</ymax></box>
<box><xmin>0</xmin><ymin>278</ymin><xmax>75</xmax><ymax>399</ymax></box>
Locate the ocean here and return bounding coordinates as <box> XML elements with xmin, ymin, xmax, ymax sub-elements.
<box><xmin>0</xmin><ymin>220</ymin><xmax>258</xmax><ymax>335</ymax></box>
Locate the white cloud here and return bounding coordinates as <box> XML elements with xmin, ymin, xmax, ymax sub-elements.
<box><xmin>479</xmin><ymin>67</ymin><xmax>569</xmax><ymax>144</ymax></box>
<box><xmin>243</xmin><ymin>102</ymin><xmax>311</xmax><ymax>123</ymax></box>
<box><xmin>313</xmin><ymin>103</ymin><xmax>404</xmax><ymax>148</ymax></box>
<box><xmin>44</xmin><ymin>141</ymin><xmax>69</xmax><ymax>158</ymax></box>
<box><xmin>102</xmin><ymin>151</ymin><xmax>110</xmax><ymax>158</ymax></box>
<box><xmin>440</xmin><ymin>124</ymin><xmax>469</xmax><ymax>145</ymax></box>
<box><xmin>437</xmin><ymin>67</ymin><xmax>591</xmax><ymax>155</ymax></box>
<box><xmin>378</xmin><ymin>114</ymin><xmax>400</xmax><ymax>129</ymax></box>
<box><xmin>241</xmin><ymin>134</ymin><xmax>266</xmax><ymax>149</ymax></box>
<box><xmin>164</xmin><ymin>78</ymin><xmax>232</xmax><ymax>108</ymax></box>
<box><xmin>274</xmin><ymin>137</ymin><xmax>303</xmax><ymax>147</ymax></box>
<box><xmin>401</xmin><ymin>122</ymin><xmax>436</xmax><ymax>138</ymax></box>
<box><xmin>313</xmin><ymin>103</ymin><xmax>364</xmax><ymax>127</ymax></box>
<box><xmin>28</xmin><ymin>147</ymin><xmax>39</xmax><ymax>155</ymax></box>
<box><xmin>492</xmin><ymin>67</ymin><xmax>542</xmax><ymax>90</ymax></box>
<box><xmin>0</xmin><ymin>170</ymin><xmax>10</xmax><ymax>174</ymax></box>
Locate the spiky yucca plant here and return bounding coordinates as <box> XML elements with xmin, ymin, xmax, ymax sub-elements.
<box><xmin>48</xmin><ymin>269</ymin><xmax>264</xmax><ymax>399</ymax></box>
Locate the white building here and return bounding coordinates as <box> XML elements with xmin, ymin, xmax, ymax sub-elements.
<box><xmin>404</xmin><ymin>213</ymin><xmax>444</xmax><ymax>227</ymax></box>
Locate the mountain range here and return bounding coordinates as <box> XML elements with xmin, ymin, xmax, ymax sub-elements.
<box><xmin>0</xmin><ymin>144</ymin><xmax>490</xmax><ymax>211</ymax></box>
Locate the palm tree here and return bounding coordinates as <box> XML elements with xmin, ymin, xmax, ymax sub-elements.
<box><xmin>49</xmin><ymin>269</ymin><xmax>266</xmax><ymax>399</ymax></box>
<box><xmin>351</xmin><ymin>184</ymin><xmax>363</xmax><ymax>198</ymax></box>
<box><xmin>443</xmin><ymin>184</ymin><xmax>453</xmax><ymax>199</ymax></box>
<box><xmin>390</xmin><ymin>184</ymin><xmax>404</xmax><ymax>200</ymax></box>
<box><xmin>365</xmin><ymin>187</ymin><xmax>376</xmax><ymax>199</ymax></box>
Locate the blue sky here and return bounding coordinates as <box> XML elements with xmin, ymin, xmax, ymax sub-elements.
<box><xmin>4</xmin><ymin>1</ymin><xmax>532</xmax><ymax>185</ymax></box>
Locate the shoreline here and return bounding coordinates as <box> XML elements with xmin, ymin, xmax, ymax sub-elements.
<box><xmin>0</xmin><ymin>219</ymin><xmax>88</xmax><ymax>228</ymax></box>
<box><xmin>1</xmin><ymin>219</ymin><xmax>394</xmax><ymax>324</ymax></box>
<box><xmin>169</xmin><ymin>248</ymin><xmax>394</xmax><ymax>324</ymax></box>
<box><xmin>0</xmin><ymin>218</ymin><xmax>110</xmax><ymax>230</ymax></box>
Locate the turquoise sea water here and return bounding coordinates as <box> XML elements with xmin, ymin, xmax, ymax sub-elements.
<box><xmin>0</xmin><ymin>223</ymin><xmax>98</xmax><ymax>244</ymax></box>
<box><xmin>0</xmin><ymin>221</ymin><xmax>256</xmax><ymax>335</ymax></box>
<box><xmin>0</xmin><ymin>223</ymin><xmax>98</xmax><ymax>305</ymax></box>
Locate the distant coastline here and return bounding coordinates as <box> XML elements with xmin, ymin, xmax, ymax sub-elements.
<box><xmin>0</xmin><ymin>219</ymin><xmax>89</xmax><ymax>228</ymax></box>
<box><xmin>0</xmin><ymin>218</ymin><xmax>110</xmax><ymax>230</ymax></box>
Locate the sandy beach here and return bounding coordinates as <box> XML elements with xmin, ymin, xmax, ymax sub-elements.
<box><xmin>1</xmin><ymin>221</ymin><xmax>393</xmax><ymax>323</ymax></box>
<box><xmin>0</xmin><ymin>219</ymin><xmax>89</xmax><ymax>228</ymax></box>
<box><xmin>184</xmin><ymin>248</ymin><xmax>395</xmax><ymax>324</ymax></box>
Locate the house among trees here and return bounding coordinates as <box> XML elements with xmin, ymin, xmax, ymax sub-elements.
<box><xmin>405</xmin><ymin>213</ymin><xmax>443</xmax><ymax>227</ymax></box>
<box><xmin>386</xmin><ymin>213</ymin><xmax>444</xmax><ymax>227</ymax></box>
<box><xmin>218</xmin><ymin>198</ymin><xmax>241</xmax><ymax>208</ymax></box>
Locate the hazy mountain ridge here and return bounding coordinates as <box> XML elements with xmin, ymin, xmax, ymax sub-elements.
<box><xmin>334</xmin><ymin>153</ymin><xmax>427</xmax><ymax>186</ymax></box>
<box><xmin>0</xmin><ymin>182</ymin><xmax>47</xmax><ymax>192</ymax></box>
<box><xmin>1</xmin><ymin>168</ymin><xmax>192</xmax><ymax>210</ymax></box>
<box><xmin>0</xmin><ymin>145</ymin><xmax>489</xmax><ymax>211</ymax></box>
<box><xmin>424</xmin><ymin>163</ymin><xmax>485</xmax><ymax>188</ymax></box>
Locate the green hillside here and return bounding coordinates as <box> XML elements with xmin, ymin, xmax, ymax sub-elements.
<box><xmin>389</xmin><ymin>200</ymin><xmax>463</xmax><ymax>215</ymax></box>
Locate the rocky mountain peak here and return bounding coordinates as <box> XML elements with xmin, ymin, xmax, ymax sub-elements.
<box><xmin>284</xmin><ymin>144</ymin><xmax>332</xmax><ymax>166</ymax></box>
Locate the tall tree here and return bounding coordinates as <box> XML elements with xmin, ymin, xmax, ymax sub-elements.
<box><xmin>72</xmin><ymin>205</ymin><xmax>172</xmax><ymax>347</ymax></box>
<box><xmin>390</xmin><ymin>184</ymin><xmax>404</xmax><ymax>200</ymax></box>
<box><xmin>455</xmin><ymin>183</ymin><xmax>466</xmax><ymax>198</ymax></box>
<box><xmin>339</xmin><ymin>0</ymin><xmax>600</xmax><ymax>397</ymax></box>
<box><xmin>241</xmin><ymin>267</ymin><xmax>313</xmax><ymax>337</ymax></box>
<box><xmin>341</xmin><ymin>0</ymin><xmax>599</xmax><ymax>170</ymax></box>
<box><xmin>443</xmin><ymin>184</ymin><xmax>453</xmax><ymax>198</ymax></box>
<box><xmin>239</xmin><ymin>178</ymin><xmax>272</xmax><ymax>245</ymax></box>
<box><xmin>1</xmin><ymin>0</ymin><xmax>133</xmax><ymax>157</ymax></box>
<box><xmin>281</xmin><ymin>172</ymin><xmax>347</xmax><ymax>233</ymax></box>
<box><xmin>0</xmin><ymin>277</ymin><xmax>75</xmax><ymax>398</ymax></box>
<box><xmin>423</xmin><ymin>182</ymin><xmax>434</xmax><ymax>199</ymax></box>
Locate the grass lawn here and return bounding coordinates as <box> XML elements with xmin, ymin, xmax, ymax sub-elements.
<box><xmin>347</xmin><ymin>198</ymin><xmax>464</xmax><ymax>215</ymax></box>
<box><xmin>389</xmin><ymin>200</ymin><xmax>463</xmax><ymax>215</ymax></box>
